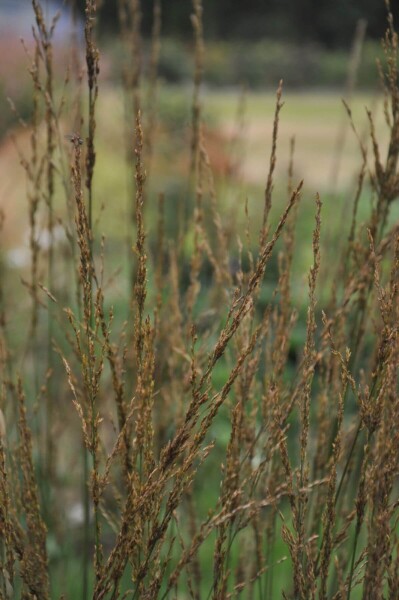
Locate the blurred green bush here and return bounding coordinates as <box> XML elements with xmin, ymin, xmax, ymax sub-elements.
<box><xmin>0</xmin><ymin>79</ymin><xmax>35</xmax><ymax>139</ymax></box>
<box><xmin>155</xmin><ymin>38</ymin><xmax>383</xmax><ymax>90</ymax></box>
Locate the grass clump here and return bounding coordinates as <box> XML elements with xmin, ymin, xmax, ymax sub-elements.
<box><xmin>2</xmin><ymin>1</ymin><xmax>399</xmax><ymax>599</ymax></box>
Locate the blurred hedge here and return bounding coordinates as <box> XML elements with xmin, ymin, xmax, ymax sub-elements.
<box><xmin>153</xmin><ymin>38</ymin><xmax>383</xmax><ymax>90</ymax></box>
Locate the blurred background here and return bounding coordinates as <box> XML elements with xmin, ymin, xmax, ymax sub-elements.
<box><xmin>2</xmin><ymin>0</ymin><xmax>398</xmax><ymax>395</ymax></box>
<box><xmin>0</xmin><ymin>0</ymin><xmax>396</xmax><ymax>229</ymax></box>
<box><xmin>2</xmin><ymin>0</ymin><xmax>397</xmax><ymax>316</ymax></box>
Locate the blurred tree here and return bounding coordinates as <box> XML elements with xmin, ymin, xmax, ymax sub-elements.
<box><xmin>76</xmin><ymin>0</ymin><xmax>399</xmax><ymax>47</ymax></box>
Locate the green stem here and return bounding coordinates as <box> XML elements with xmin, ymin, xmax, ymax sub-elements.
<box><xmin>347</xmin><ymin>522</ymin><xmax>361</xmax><ymax>600</ymax></box>
<box><xmin>83</xmin><ymin>443</ymin><xmax>90</xmax><ymax>599</ymax></box>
